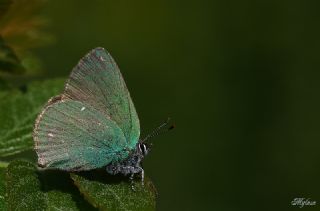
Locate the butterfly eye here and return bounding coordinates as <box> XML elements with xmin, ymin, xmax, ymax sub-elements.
<box><xmin>138</xmin><ymin>143</ymin><xmax>148</xmax><ymax>155</ymax></box>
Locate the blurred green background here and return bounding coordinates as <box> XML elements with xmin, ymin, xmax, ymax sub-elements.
<box><xmin>6</xmin><ymin>0</ymin><xmax>320</xmax><ymax>210</ymax></box>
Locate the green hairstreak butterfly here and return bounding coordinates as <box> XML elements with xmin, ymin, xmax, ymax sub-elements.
<box><xmin>33</xmin><ymin>47</ymin><xmax>173</xmax><ymax>185</ymax></box>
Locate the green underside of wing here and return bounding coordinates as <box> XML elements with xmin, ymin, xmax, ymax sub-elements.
<box><xmin>64</xmin><ymin>48</ymin><xmax>140</xmax><ymax>148</ymax></box>
<box><xmin>34</xmin><ymin>100</ymin><xmax>131</xmax><ymax>171</ymax></box>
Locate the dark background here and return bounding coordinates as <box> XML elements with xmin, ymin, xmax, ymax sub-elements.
<box><xmin>32</xmin><ymin>1</ymin><xmax>320</xmax><ymax>210</ymax></box>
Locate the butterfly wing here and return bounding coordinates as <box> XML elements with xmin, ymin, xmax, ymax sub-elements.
<box><xmin>63</xmin><ymin>47</ymin><xmax>140</xmax><ymax>150</ymax></box>
<box><xmin>34</xmin><ymin>99</ymin><xmax>129</xmax><ymax>171</ymax></box>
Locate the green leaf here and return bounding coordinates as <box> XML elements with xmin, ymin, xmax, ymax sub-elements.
<box><xmin>71</xmin><ymin>172</ymin><xmax>157</xmax><ymax>211</ymax></box>
<box><xmin>0</xmin><ymin>161</ymin><xmax>8</xmax><ymax>168</ymax></box>
<box><xmin>5</xmin><ymin>160</ymin><xmax>94</xmax><ymax>211</ymax></box>
<box><xmin>46</xmin><ymin>191</ymin><xmax>79</xmax><ymax>211</ymax></box>
<box><xmin>0</xmin><ymin>79</ymin><xmax>65</xmax><ymax>157</ymax></box>
<box><xmin>0</xmin><ymin>167</ymin><xmax>7</xmax><ymax>210</ymax></box>
<box><xmin>6</xmin><ymin>160</ymin><xmax>46</xmax><ymax>210</ymax></box>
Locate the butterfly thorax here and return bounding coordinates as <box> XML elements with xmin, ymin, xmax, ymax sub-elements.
<box><xmin>105</xmin><ymin>142</ymin><xmax>149</xmax><ymax>177</ymax></box>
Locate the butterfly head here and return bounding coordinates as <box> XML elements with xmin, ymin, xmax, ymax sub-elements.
<box><xmin>137</xmin><ymin>118</ymin><xmax>175</xmax><ymax>157</ymax></box>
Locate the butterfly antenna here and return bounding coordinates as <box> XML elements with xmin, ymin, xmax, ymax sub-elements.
<box><xmin>141</xmin><ymin>118</ymin><xmax>175</xmax><ymax>143</ymax></box>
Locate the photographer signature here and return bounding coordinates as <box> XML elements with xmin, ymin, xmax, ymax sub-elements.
<box><xmin>291</xmin><ymin>198</ymin><xmax>316</xmax><ymax>208</ymax></box>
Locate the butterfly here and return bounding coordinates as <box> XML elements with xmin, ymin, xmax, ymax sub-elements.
<box><xmin>33</xmin><ymin>47</ymin><xmax>173</xmax><ymax>185</ymax></box>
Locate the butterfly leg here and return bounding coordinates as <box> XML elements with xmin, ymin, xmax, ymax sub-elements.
<box><xmin>138</xmin><ymin>166</ymin><xmax>144</xmax><ymax>186</ymax></box>
<box><xmin>129</xmin><ymin>166</ymin><xmax>144</xmax><ymax>186</ymax></box>
<box><xmin>129</xmin><ymin>173</ymin><xmax>136</xmax><ymax>191</ymax></box>
<box><xmin>119</xmin><ymin>166</ymin><xmax>144</xmax><ymax>189</ymax></box>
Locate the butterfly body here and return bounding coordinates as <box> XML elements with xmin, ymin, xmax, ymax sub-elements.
<box><xmin>106</xmin><ymin>142</ymin><xmax>150</xmax><ymax>184</ymax></box>
<box><xmin>33</xmin><ymin>48</ymin><xmax>144</xmax><ymax>175</ymax></box>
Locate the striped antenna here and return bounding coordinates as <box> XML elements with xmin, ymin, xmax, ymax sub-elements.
<box><xmin>141</xmin><ymin>118</ymin><xmax>174</xmax><ymax>143</ymax></box>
